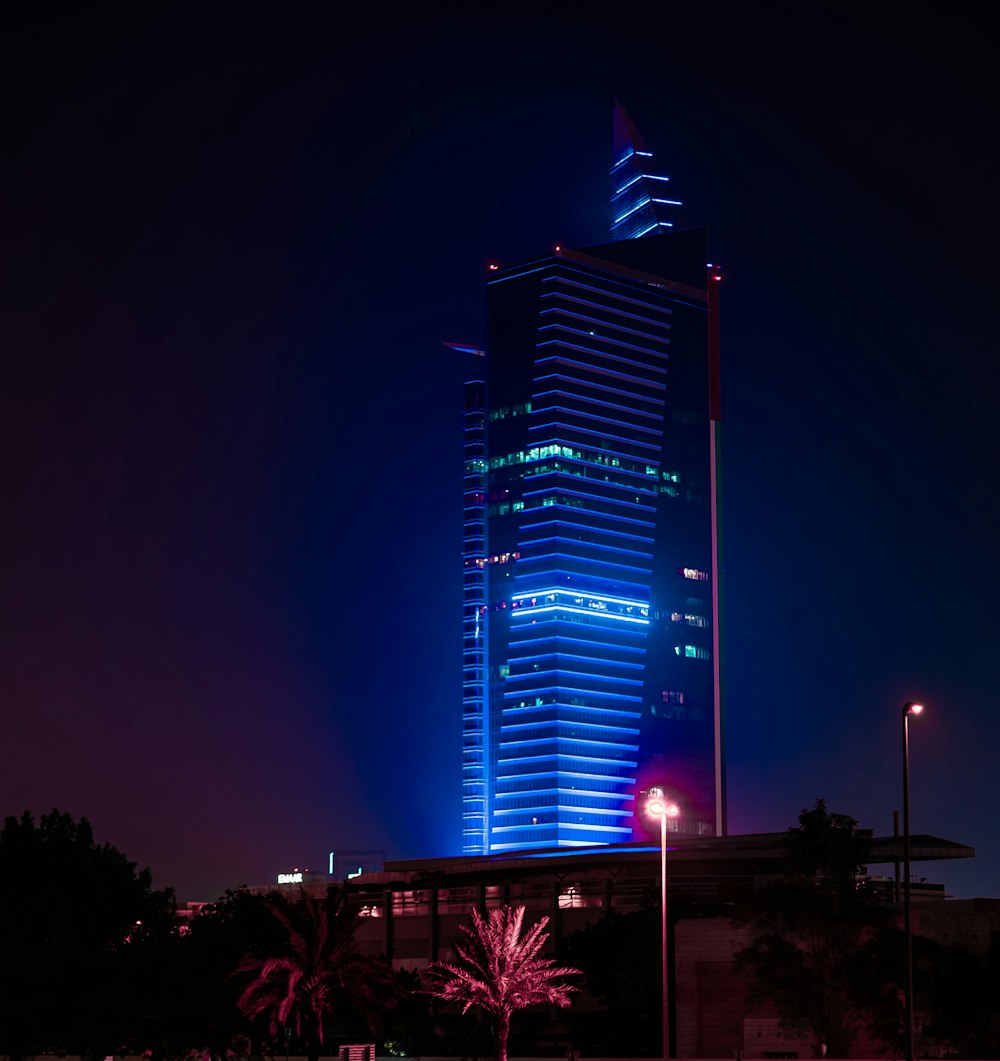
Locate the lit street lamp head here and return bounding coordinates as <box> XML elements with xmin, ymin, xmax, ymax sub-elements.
<box><xmin>904</xmin><ymin>701</ymin><xmax>924</xmax><ymax>717</ymax></box>
<box><xmin>645</xmin><ymin>787</ymin><xmax>680</xmax><ymax>820</ymax></box>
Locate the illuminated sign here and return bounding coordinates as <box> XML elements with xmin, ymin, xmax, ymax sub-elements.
<box><xmin>277</xmin><ymin>872</ymin><xmax>303</xmax><ymax>885</ymax></box>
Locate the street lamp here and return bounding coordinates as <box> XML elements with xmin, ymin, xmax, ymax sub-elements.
<box><xmin>646</xmin><ymin>787</ymin><xmax>680</xmax><ymax>1061</ymax></box>
<box><xmin>902</xmin><ymin>701</ymin><xmax>924</xmax><ymax>1061</ymax></box>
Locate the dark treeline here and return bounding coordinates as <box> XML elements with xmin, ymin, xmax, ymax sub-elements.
<box><xmin>0</xmin><ymin>810</ymin><xmax>426</xmax><ymax>1059</ymax></box>
<box><xmin>2</xmin><ymin>807</ymin><xmax>1000</xmax><ymax>1059</ymax></box>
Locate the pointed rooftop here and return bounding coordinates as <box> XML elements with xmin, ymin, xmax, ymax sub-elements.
<box><xmin>610</xmin><ymin>101</ymin><xmax>683</xmax><ymax>240</ymax></box>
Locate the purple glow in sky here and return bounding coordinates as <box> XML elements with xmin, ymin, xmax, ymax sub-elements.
<box><xmin>3</xmin><ymin>4</ymin><xmax>998</xmax><ymax>901</ymax></box>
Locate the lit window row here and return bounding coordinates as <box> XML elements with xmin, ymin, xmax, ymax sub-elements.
<box><xmin>491</xmin><ymin>443</ymin><xmax>580</xmax><ymax>468</ymax></box>
<box><xmin>491</xmin><ymin>444</ymin><xmax>660</xmax><ymax>478</ymax></box>
<box><xmin>675</xmin><ymin>645</ymin><xmax>710</xmax><ymax>660</ymax></box>
<box><xmin>489</xmin><ymin>401</ymin><xmax>532</xmax><ymax>422</ymax></box>
<box><xmin>488</xmin><ymin>500</ymin><xmax>526</xmax><ymax>516</ymax></box>
<box><xmin>510</xmin><ymin>590</ymin><xmax>648</xmax><ymax>619</ymax></box>
<box><xmin>480</xmin><ymin>601</ymin><xmax>649</xmax><ymax>619</ymax></box>
<box><xmin>465</xmin><ymin>551</ymin><xmax>521</xmax><ymax>569</ymax></box>
<box><xmin>680</xmin><ymin>567</ymin><xmax>709</xmax><ymax>581</ymax></box>
<box><xmin>669</xmin><ymin>612</ymin><xmax>708</xmax><ymax>628</ymax></box>
<box><xmin>523</xmin><ymin>461</ymin><xmax>657</xmax><ymax>493</ymax></box>
<box><xmin>505</xmin><ymin>692</ymin><xmax>643</xmax><ymax>710</ymax></box>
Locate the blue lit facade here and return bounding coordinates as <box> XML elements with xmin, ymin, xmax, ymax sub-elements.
<box><xmin>610</xmin><ymin>104</ymin><xmax>683</xmax><ymax>240</ymax></box>
<box><xmin>461</xmin><ymin>364</ymin><xmax>489</xmax><ymax>848</ymax></box>
<box><xmin>462</xmin><ymin>107</ymin><xmax>723</xmax><ymax>855</ymax></box>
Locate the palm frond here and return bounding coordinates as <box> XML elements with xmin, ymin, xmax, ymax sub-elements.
<box><xmin>233</xmin><ymin>886</ymin><xmax>398</xmax><ymax>1048</ymax></box>
<box><xmin>425</xmin><ymin>903</ymin><xmax>580</xmax><ymax>1018</ymax></box>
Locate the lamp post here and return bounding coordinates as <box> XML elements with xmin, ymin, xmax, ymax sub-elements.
<box><xmin>646</xmin><ymin>787</ymin><xmax>680</xmax><ymax>1061</ymax></box>
<box><xmin>902</xmin><ymin>701</ymin><xmax>924</xmax><ymax>1061</ymax></box>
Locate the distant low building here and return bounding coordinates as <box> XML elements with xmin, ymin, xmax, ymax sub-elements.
<box><xmin>247</xmin><ymin>831</ymin><xmax>985</xmax><ymax>1057</ymax></box>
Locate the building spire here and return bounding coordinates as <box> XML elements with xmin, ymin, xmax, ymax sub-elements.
<box><xmin>611</xmin><ymin>101</ymin><xmax>682</xmax><ymax>239</ymax></box>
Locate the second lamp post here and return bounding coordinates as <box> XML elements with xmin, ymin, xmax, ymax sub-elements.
<box><xmin>902</xmin><ymin>701</ymin><xmax>924</xmax><ymax>1061</ymax></box>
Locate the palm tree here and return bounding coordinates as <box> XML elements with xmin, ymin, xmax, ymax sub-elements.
<box><xmin>425</xmin><ymin>903</ymin><xmax>580</xmax><ymax>1061</ymax></box>
<box><xmin>234</xmin><ymin>887</ymin><xmax>396</xmax><ymax>1061</ymax></box>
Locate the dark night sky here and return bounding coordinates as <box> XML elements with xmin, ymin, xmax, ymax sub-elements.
<box><xmin>3</xmin><ymin>3</ymin><xmax>998</xmax><ymax>901</ymax></box>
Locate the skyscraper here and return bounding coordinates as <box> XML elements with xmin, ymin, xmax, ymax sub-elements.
<box><xmin>462</xmin><ymin>105</ymin><xmax>723</xmax><ymax>856</ymax></box>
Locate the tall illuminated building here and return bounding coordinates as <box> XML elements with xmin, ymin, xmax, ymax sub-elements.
<box><xmin>462</xmin><ymin>105</ymin><xmax>723</xmax><ymax>855</ymax></box>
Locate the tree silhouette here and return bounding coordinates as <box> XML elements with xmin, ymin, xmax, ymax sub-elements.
<box><xmin>177</xmin><ymin>887</ymin><xmax>281</xmax><ymax>1054</ymax></box>
<box><xmin>234</xmin><ymin>887</ymin><xmax>396</xmax><ymax>1061</ymax></box>
<box><xmin>0</xmin><ymin>809</ymin><xmax>175</xmax><ymax>1056</ymax></box>
<box><xmin>736</xmin><ymin>800</ymin><xmax>889</xmax><ymax>1057</ymax></box>
<box><xmin>425</xmin><ymin>904</ymin><xmax>580</xmax><ymax>1061</ymax></box>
